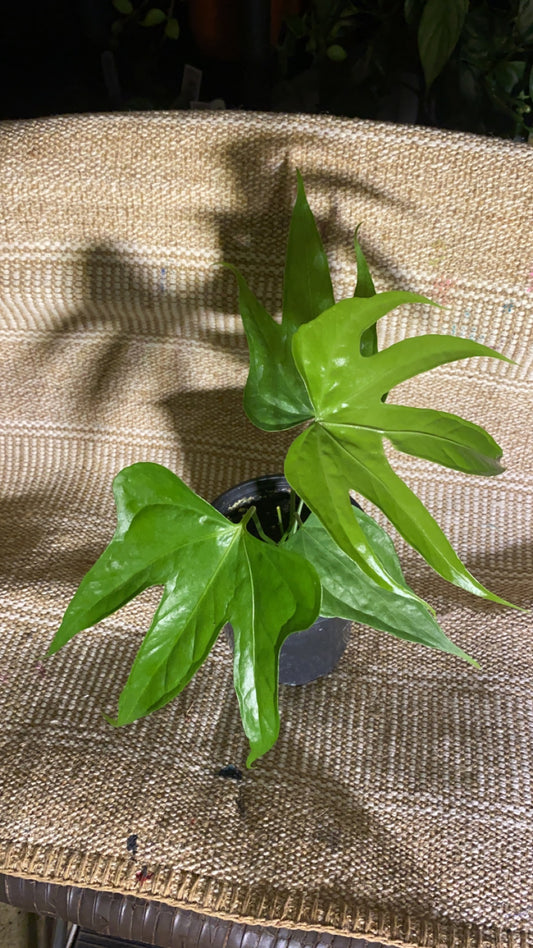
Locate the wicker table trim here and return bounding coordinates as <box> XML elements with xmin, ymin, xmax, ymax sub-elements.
<box><xmin>0</xmin><ymin>874</ymin><xmax>410</xmax><ymax>948</ymax></box>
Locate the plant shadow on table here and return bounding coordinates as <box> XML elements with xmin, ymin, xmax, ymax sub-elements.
<box><xmin>34</xmin><ymin>241</ymin><xmax>241</xmax><ymax>412</ymax></box>
<box><xmin>399</xmin><ymin>540</ymin><xmax>531</xmax><ymax>618</ymax></box>
<box><xmin>1</xmin><ymin>137</ymin><xmax>523</xmax><ymax>617</ymax></box>
<box><xmin>248</xmin><ymin>567</ymin><xmax>531</xmax><ymax>928</ymax></box>
<box><xmin>0</xmin><ymin>489</ymin><xmax>110</xmax><ymax>586</ymax></box>
<box><xmin>207</xmin><ymin>130</ymin><xmax>412</xmax><ymax>313</ymax></box>
<box><xmin>0</xmin><ymin>243</ymin><xmax>237</xmax><ymax>586</ymax></box>
<box><xmin>158</xmin><ymin>388</ymin><xmax>300</xmax><ymax>491</ymax></box>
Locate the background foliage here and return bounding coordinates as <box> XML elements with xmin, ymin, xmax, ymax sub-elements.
<box><xmin>0</xmin><ymin>1</ymin><xmax>531</xmax><ymax>139</ymax></box>
<box><xmin>276</xmin><ymin>0</ymin><xmax>533</xmax><ymax>138</ymax></box>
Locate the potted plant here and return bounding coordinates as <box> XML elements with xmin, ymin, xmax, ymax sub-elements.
<box><xmin>47</xmin><ymin>173</ymin><xmax>516</xmax><ymax>767</ymax></box>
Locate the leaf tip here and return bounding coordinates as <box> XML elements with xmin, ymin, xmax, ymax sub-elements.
<box><xmin>45</xmin><ymin>633</ymin><xmax>65</xmax><ymax>658</ymax></box>
<box><xmin>245</xmin><ymin>750</ymin><xmax>259</xmax><ymax>769</ymax></box>
<box><xmin>461</xmin><ymin>652</ymin><xmax>480</xmax><ymax>669</ymax></box>
<box><xmin>483</xmin><ymin>590</ymin><xmax>526</xmax><ymax>610</ymax></box>
<box><xmin>294</xmin><ymin>169</ymin><xmax>309</xmax><ymax>205</ymax></box>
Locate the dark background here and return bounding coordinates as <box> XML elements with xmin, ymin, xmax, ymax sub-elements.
<box><xmin>0</xmin><ymin>0</ymin><xmax>531</xmax><ymax>139</ymax></box>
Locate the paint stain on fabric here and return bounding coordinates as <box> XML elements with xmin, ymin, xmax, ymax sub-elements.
<box><xmin>450</xmin><ymin>311</ymin><xmax>485</xmax><ymax>343</ymax></box>
<box><xmin>135</xmin><ymin>866</ymin><xmax>153</xmax><ymax>888</ymax></box>
<box><xmin>432</xmin><ymin>276</ymin><xmax>455</xmax><ymax>304</ymax></box>
<box><xmin>429</xmin><ymin>238</ymin><xmax>447</xmax><ymax>268</ymax></box>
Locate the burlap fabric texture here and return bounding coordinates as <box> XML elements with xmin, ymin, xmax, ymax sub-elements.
<box><xmin>0</xmin><ymin>112</ymin><xmax>531</xmax><ymax>948</ymax></box>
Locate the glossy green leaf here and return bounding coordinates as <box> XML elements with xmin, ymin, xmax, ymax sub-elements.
<box><xmin>282</xmin><ymin>170</ymin><xmax>335</xmax><ymax>336</ymax></box>
<box><xmin>286</xmin><ymin>292</ymin><xmax>514</xmax><ymax>605</ymax></box>
<box><xmin>226</xmin><ymin>265</ymin><xmax>314</xmax><ymax>430</ymax></box>
<box><xmin>285</xmin><ymin>423</ymin><xmax>429</xmax><ymax>602</ymax></box>
<box><xmin>418</xmin><ymin>0</ymin><xmax>469</xmax><ymax>88</ymax></box>
<box><xmin>227</xmin><ymin>172</ymin><xmax>333</xmax><ymax>431</ymax></box>
<box><xmin>112</xmin><ymin>461</ymin><xmax>195</xmax><ymax>537</ymax></box>
<box><xmin>48</xmin><ymin>463</ymin><xmax>320</xmax><ymax>766</ymax></box>
<box><xmin>287</xmin><ymin>508</ymin><xmax>476</xmax><ymax>664</ymax></box>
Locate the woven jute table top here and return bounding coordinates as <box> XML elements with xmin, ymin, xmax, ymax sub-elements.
<box><xmin>0</xmin><ymin>111</ymin><xmax>531</xmax><ymax>948</ymax></box>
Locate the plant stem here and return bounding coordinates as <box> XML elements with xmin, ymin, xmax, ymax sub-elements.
<box><xmin>289</xmin><ymin>488</ymin><xmax>295</xmax><ymax>527</ymax></box>
<box><xmin>277</xmin><ymin>491</ymin><xmax>306</xmax><ymax>543</ymax></box>
<box><xmin>291</xmin><ymin>497</ymin><xmax>306</xmax><ymax>534</ymax></box>
<box><xmin>240</xmin><ymin>505</ymin><xmax>257</xmax><ymax>530</ymax></box>
<box><xmin>248</xmin><ymin>507</ymin><xmax>277</xmax><ymax>545</ymax></box>
<box><xmin>245</xmin><ymin>492</ymin><xmax>307</xmax><ymax>547</ymax></box>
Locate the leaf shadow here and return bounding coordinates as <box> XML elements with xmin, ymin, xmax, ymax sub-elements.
<box><xmin>399</xmin><ymin>535</ymin><xmax>532</xmax><ymax>617</ymax></box>
<box><xmin>4</xmin><ymin>134</ymin><xmax>516</xmax><ymax>614</ymax></box>
<box><xmin>209</xmin><ymin>132</ymin><xmax>414</xmax><ymax>306</ymax></box>
<box><xmin>0</xmin><ymin>490</ymin><xmax>107</xmax><ymax>585</ymax></box>
<box><xmin>34</xmin><ymin>241</ymin><xmax>236</xmax><ymax>418</ymax></box>
<box><xmin>157</xmin><ymin>388</ymin><xmax>301</xmax><ymax>496</ymax></box>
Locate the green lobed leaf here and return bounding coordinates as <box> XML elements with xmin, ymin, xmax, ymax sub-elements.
<box><xmin>282</xmin><ymin>170</ymin><xmax>335</xmax><ymax>336</ymax></box>
<box><xmin>225</xmin><ymin>265</ymin><xmax>314</xmax><ymax>430</ymax></box>
<box><xmin>286</xmin><ymin>292</ymin><xmax>515</xmax><ymax>606</ymax></box>
<box><xmin>48</xmin><ymin>463</ymin><xmax>321</xmax><ymax>766</ymax></box>
<box><xmin>227</xmin><ymin>173</ymin><xmax>335</xmax><ymax>432</ymax></box>
<box><xmin>287</xmin><ymin>508</ymin><xmax>477</xmax><ymax>664</ymax></box>
<box><xmin>231</xmin><ymin>532</ymin><xmax>320</xmax><ymax>766</ymax></box>
<box><xmin>418</xmin><ymin>0</ymin><xmax>469</xmax><ymax>88</ymax></box>
<box><xmin>377</xmin><ymin>403</ymin><xmax>505</xmax><ymax>475</ymax></box>
<box><xmin>285</xmin><ymin>423</ymin><xmax>432</xmax><ymax>603</ymax></box>
<box><xmin>112</xmin><ymin>461</ymin><xmax>198</xmax><ymax>538</ymax></box>
<box><xmin>292</xmin><ymin>291</ymin><xmax>434</xmax><ymax>415</ymax></box>
<box><xmin>290</xmin><ymin>425</ymin><xmax>512</xmax><ymax>606</ymax></box>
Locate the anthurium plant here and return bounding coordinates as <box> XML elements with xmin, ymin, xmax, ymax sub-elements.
<box><xmin>48</xmin><ymin>173</ymin><xmax>515</xmax><ymax>766</ymax></box>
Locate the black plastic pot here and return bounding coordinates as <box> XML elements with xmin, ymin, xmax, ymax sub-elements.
<box><xmin>212</xmin><ymin>475</ymin><xmax>352</xmax><ymax>686</ymax></box>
